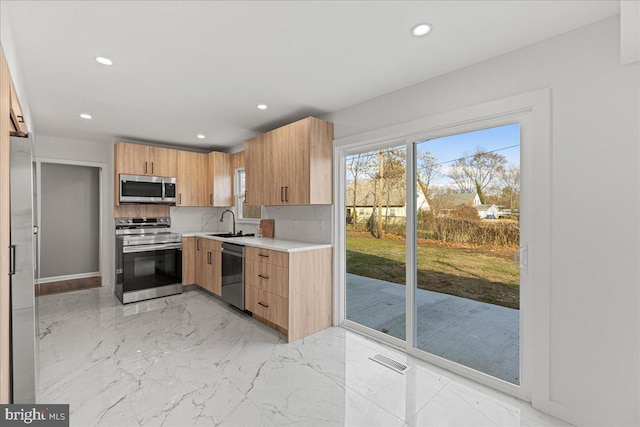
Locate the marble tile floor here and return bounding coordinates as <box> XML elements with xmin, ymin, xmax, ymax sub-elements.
<box><xmin>36</xmin><ymin>286</ymin><xmax>571</xmax><ymax>427</ymax></box>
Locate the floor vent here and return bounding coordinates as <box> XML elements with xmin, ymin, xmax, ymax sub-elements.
<box><xmin>369</xmin><ymin>354</ymin><xmax>409</xmax><ymax>374</ymax></box>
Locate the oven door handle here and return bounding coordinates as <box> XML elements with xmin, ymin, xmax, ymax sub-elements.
<box><xmin>123</xmin><ymin>243</ymin><xmax>183</xmax><ymax>253</ymax></box>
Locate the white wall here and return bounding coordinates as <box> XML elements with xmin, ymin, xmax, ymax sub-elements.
<box><xmin>323</xmin><ymin>16</ymin><xmax>639</xmax><ymax>427</ymax></box>
<box><xmin>40</xmin><ymin>163</ymin><xmax>100</xmax><ymax>278</ymax></box>
<box><xmin>34</xmin><ymin>135</ymin><xmax>114</xmax><ymax>287</ymax></box>
<box><xmin>0</xmin><ymin>2</ymin><xmax>33</xmax><ymax>132</ymax></box>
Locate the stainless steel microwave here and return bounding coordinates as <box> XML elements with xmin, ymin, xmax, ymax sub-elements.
<box><xmin>119</xmin><ymin>174</ymin><xmax>177</xmax><ymax>204</ymax></box>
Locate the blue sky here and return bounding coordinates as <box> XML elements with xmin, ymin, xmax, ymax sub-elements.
<box><xmin>417</xmin><ymin>123</ymin><xmax>520</xmax><ymax>186</ymax></box>
<box><xmin>345</xmin><ymin>123</ymin><xmax>520</xmax><ymax>187</ymax></box>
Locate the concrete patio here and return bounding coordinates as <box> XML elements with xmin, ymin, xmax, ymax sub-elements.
<box><xmin>346</xmin><ymin>273</ymin><xmax>519</xmax><ymax>384</ymax></box>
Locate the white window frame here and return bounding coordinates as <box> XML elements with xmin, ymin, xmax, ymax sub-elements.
<box><xmin>333</xmin><ymin>89</ymin><xmax>551</xmax><ymax>409</ymax></box>
<box><xmin>235</xmin><ymin>167</ymin><xmax>261</xmax><ymax>224</ymax></box>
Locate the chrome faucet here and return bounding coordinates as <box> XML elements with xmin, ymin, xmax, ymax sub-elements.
<box><xmin>220</xmin><ymin>209</ymin><xmax>236</xmax><ymax>235</ymax></box>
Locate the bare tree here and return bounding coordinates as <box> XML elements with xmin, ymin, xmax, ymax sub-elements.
<box><xmin>500</xmin><ymin>165</ymin><xmax>520</xmax><ymax>212</ymax></box>
<box><xmin>416</xmin><ymin>151</ymin><xmax>440</xmax><ymax>200</ymax></box>
<box><xmin>382</xmin><ymin>149</ymin><xmax>406</xmax><ymax>228</ymax></box>
<box><xmin>346</xmin><ymin>153</ymin><xmax>374</xmax><ymax>225</ymax></box>
<box><xmin>448</xmin><ymin>165</ymin><xmax>475</xmax><ymax>193</ymax></box>
<box><xmin>451</xmin><ymin>148</ymin><xmax>507</xmax><ymax>203</ymax></box>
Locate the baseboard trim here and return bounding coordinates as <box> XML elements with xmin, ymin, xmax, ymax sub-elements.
<box><xmin>36</xmin><ymin>276</ymin><xmax>102</xmax><ymax>297</ymax></box>
<box><xmin>37</xmin><ymin>272</ymin><xmax>101</xmax><ymax>284</ymax></box>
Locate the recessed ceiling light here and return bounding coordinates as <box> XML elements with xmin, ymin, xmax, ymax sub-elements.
<box><xmin>197</xmin><ymin>134</ymin><xmax>205</xmax><ymax>139</ymax></box>
<box><xmin>80</xmin><ymin>113</ymin><xmax>92</xmax><ymax>119</ymax></box>
<box><xmin>257</xmin><ymin>104</ymin><xmax>268</xmax><ymax>110</ymax></box>
<box><xmin>411</xmin><ymin>23</ymin><xmax>432</xmax><ymax>37</ymax></box>
<box><xmin>94</xmin><ymin>56</ymin><xmax>113</xmax><ymax>66</ymax></box>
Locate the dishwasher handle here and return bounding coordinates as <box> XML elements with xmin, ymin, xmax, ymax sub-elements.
<box><xmin>221</xmin><ymin>244</ymin><xmax>244</xmax><ymax>257</ymax></box>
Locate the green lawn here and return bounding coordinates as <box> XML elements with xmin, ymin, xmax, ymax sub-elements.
<box><xmin>346</xmin><ymin>233</ymin><xmax>520</xmax><ymax>309</ymax></box>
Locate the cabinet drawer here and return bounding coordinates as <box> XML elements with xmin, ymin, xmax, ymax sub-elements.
<box><xmin>246</xmin><ymin>285</ymin><xmax>288</xmax><ymax>329</ymax></box>
<box><xmin>196</xmin><ymin>238</ymin><xmax>221</xmax><ymax>252</ymax></box>
<box><xmin>246</xmin><ymin>246</ymin><xmax>289</xmax><ymax>268</ymax></box>
<box><xmin>246</xmin><ymin>261</ymin><xmax>288</xmax><ymax>298</ymax></box>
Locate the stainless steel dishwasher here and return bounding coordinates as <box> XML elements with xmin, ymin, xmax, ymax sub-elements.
<box><xmin>221</xmin><ymin>242</ymin><xmax>244</xmax><ymax>310</ymax></box>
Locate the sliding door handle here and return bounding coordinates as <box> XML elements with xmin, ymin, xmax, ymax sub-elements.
<box><xmin>9</xmin><ymin>245</ymin><xmax>16</xmax><ymax>275</ymax></box>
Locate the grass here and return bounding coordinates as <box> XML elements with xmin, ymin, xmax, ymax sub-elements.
<box><xmin>346</xmin><ymin>232</ymin><xmax>520</xmax><ymax>309</ymax></box>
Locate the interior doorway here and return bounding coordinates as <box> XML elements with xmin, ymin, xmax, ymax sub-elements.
<box><xmin>36</xmin><ymin>161</ymin><xmax>104</xmax><ymax>295</ymax></box>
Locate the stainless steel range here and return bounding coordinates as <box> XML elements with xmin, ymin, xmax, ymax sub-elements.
<box><xmin>115</xmin><ymin>217</ymin><xmax>183</xmax><ymax>304</ymax></box>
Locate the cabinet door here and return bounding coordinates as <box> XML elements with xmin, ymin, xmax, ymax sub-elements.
<box><xmin>274</xmin><ymin>121</ymin><xmax>309</xmax><ymax>205</ymax></box>
<box><xmin>149</xmin><ymin>146</ymin><xmax>177</xmax><ymax>178</ymax></box>
<box><xmin>244</xmin><ymin>137</ymin><xmax>266</xmax><ymax>206</ymax></box>
<box><xmin>195</xmin><ymin>238</ymin><xmax>206</xmax><ymax>287</ymax></box>
<box><xmin>181</xmin><ymin>237</ymin><xmax>197</xmax><ymax>286</ymax></box>
<box><xmin>115</xmin><ymin>142</ymin><xmax>150</xmax><ymax>176</ymax></box>
<box><xmin>208</xmin><ymin>152</ymin><xmax>232</xmax><ymax>207</ymax></box>
<box><xmin>205</xmin><ymin>250</ymin><xmax>222</xmax><ymax>296</ymax></box>
<box><xmin>177</xmin><ymin>151</ymin><xmax>208</xmax><ymax>206</ymax></box>
<box><xmin>9</xmin><ymin>80</ymin><xmax>27</xmax><ymax>134</ymax></box>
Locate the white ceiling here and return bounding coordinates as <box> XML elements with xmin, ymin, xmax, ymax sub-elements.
<box><xmin>6</xmin><ymin>1</ymin><xmax>620</xmax><ymax>151</ymax></box>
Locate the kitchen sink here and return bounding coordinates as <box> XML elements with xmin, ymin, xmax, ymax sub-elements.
<box><xmin>207</xmin><ymin>232</ymin><xmax>255</xmax><ymax>238</ymax></box>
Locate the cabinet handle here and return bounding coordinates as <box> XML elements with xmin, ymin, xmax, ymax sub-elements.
<box><xmin>258</xmin><ymin>253</ymin><xmax>269</xmax><ymax>258</ymax></box>
<box><xmin>151</xmin><ymin>162</ymin><xmax>154</xmax><ymax>174</ymax></box>
<box><xmin>258</xmin><ymin>302</ymin><xmax>269</xmax><ymax>308</ymax></box>
<box><xmin>197</xmin><ymin>239</ymin><xmax>200</xmax><ymax>251</ymax></box>
<box><xmin>9</xmin><ymin>245</ymin><xmax>16</xmax><ymax>275</ymax></box>
<box><xmin>144</xmin><ymin>162</ymin><xmax>148</xmax><ymax>174</ymax></box>
<box><xmin>285</xmin><ymin>186</ymin><xmax>289</xmax><ymax>202</ymax></box>
<box><xmin>210</xmin><ymin>194</ymin><xmax>213</xmax><ymax>205</ymax></box>
<box><xmin>207</xmin><ymin>251</ymin><xmax>212</xmax><ymax>264</ymax></box>
<box><xmin>258</xmin><ymin>274</ymin><xmax>269</xmax><ymax>280</ymax></box>
<box><xmin>178</xmin><ymin>194</ymin><xmax>182</xmax><ymax>205</ymax></box>
<box><xmin>280</xmin><ymin>186</ymin><xmax>284</xmax><ymax>202</ymax></box>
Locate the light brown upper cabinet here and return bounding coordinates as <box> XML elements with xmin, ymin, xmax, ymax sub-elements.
<box><xmin>176</xmin><ymin>150</ymin><xmax>208</xmax><ymax>206</ymax></box>
<box><xmin>207</xmin><ymin>151</ymin><xmax>233</xmax><ymax>207</ymax></box>
<box><xmin>9</xmin><ymin>80</ymin><xmax>27</xmax><ymax>135</ymax></box>
<box><xmin>114</xmin><ymin>142</ymin><xmax>177</xmax><ymax>178</ymax></box>
<box><xmin>245</xmin><ymin>117</ymin><xmax>333</xmax><ymax>206</ymax></box>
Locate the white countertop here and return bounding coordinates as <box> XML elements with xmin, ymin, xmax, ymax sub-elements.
<box><xmin>180</xmin><ymin>231</ymin><xmax>332</xmax><ymax>252</ymax></box>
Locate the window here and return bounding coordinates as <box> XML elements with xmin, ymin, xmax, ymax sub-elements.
<box><xmin>235</xmin><ymin>168</ymin><xmax>261</xmax><ymax>220</ymax></box>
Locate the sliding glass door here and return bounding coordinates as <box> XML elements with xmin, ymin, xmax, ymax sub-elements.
<box><xmin>344</xmin><ymin>145</ymin><xmax>407</xmax><ymax>342</ymax></box>
<box><xmin>340</xmin><ymin>122</ymin><xmax>525</xmax><ymax>389</ymax></box>
<box><xmin>412</xmin><ymin>124</ymin><xmax>521</xmax><ymax>385</ymax></box>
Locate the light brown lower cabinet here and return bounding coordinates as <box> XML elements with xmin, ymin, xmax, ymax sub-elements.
<box><xmin>194</xmin><ymin>238</ymin><xmax>221</xmax><ymax>296</ymax></box>
<box><xmin>195</xmin><ymin>237</ymin><xmax>222</xmax><ymax>296</ymax></box>
<box><xmin>245</xmin><ymin>246</ymin><xmax>332</xmax><ymax>342</ymax></box>
<box><xmin>182</xmin><ymin>237</ymin><xmax>196</xmax><ymax>286</ymax></box>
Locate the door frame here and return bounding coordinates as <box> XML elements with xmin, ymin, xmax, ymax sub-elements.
<box><xmin>35</xmin><ymin>158</ymin><xmax>107</xmax><ymax>286</ymax></box>
<box><xmin>333</xmin><ymin>89</ymin><xmax>551</xmax><ymax>408</ymax></box>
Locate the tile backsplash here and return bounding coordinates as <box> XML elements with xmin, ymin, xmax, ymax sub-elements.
<box><xmin>262</xmin><ymin>205</ymin><xmax>332</xmax><ymax>244</ymax></box>
<box><xmin>169</xmin><ymin>206</ymin><xmax>225</xmax><ymax>233</ymax></box>
<box><xmin>170</xmin><ymin>205</ymin><xmax>333</xmax><ymax>244</ymax></box>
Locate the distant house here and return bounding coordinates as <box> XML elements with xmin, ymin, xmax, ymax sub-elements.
<box><xmin>429</xmin><ymin>191</ymin><xmax>481</xmax><ymax>217</ymax></box>
<box><xmin>475</xmin><ymin>204</ymin><xmax>500</xmax><ymax>219</ymax></box>
<box><xmin>345</xmin><ymin>179</ymin><xmax>428</xmax><ymax>221</ymax></box>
